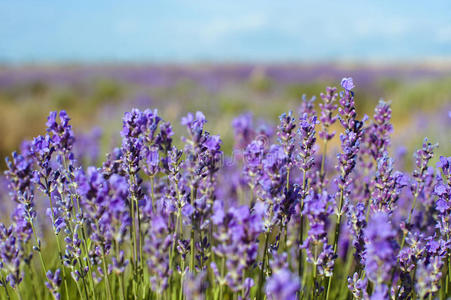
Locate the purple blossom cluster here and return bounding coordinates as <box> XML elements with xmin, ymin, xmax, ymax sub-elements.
<box><xmin>0</xmin><ymin>77</ymin><xmax>449</xmax><ymax>300</ymax></box>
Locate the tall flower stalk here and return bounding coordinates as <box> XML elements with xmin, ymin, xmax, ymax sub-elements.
<box><xmin>296</xmin><ymin>109</ymin><xmax>317</xmax><ymax>285</ymax></box>
<box><xmin>326</xmin><ymin>78</ymin><xmax>365</xmax><ymax>299</ymax></box>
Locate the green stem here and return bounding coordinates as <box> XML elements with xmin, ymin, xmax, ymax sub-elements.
<box><xmin>311</xmin><ymin>244</ymin><xmax>318</xmax><ymax>299</ymax></box>
<box><xmin>445</xmin><ymin>233</ymin><xmax>450</xmax><ymax>298</ymax></box>
<box><xmin>25</xmin><ymin>256</ymin><xmax>39</xmax><ymax>300</ymax></box>
<box><xmin>14</xmin><ymin>288</ymin><xmax>22</xmax><ymax>300</ymax></box>
<box><xmin>150</xmin><ymin>176</ymin><xmax>155</xmax><ymax>211</ymax></box>
<box><xmin>286</xmin><ymin>167</ymin><xmax>291</xmax><ymax>191</ymax></box>
<box><xmin>320</xmin><ymin>139</ymin><xmax>328</xmax><ymax>185</ymax></box>
<box><xmin>298</xmin><ymin>170</ymin><xmax>307</xmax><ymax>282</ymax></box>
<box><xmin>283</xmin><ymin>165</ymin><xmax>290</xmax><ymax>253</ymax></box>
<box><xmin>257</xmin><ymin>232</ymin><xmax>269</xmax><ymax>300</ymax></box>
<box><xmin>325</xmin><ymin>189</ymin><xmax>344</xmax><ymax>300</ymax></box>
<box><xmin>250</xmin><ymin>185</ymin><xmax>255</xmax><ymax>208</ymax></box>
<box><xmin>80</xmin><ymin>224</ymin><xmax>97</xmax><ymax>300</ymax></box>
<box><xmin>101</xmin><ymin>249</ymin><xmax>113</xmax><ymax>300</ymax></box>
<box><xmin>170</xmin><ymin>208</ymin><xmax>181</xmax><ymax>270</ymax></box>
<box><xmin>219</xmin><ymin>256</ymin><xmax>226</xmax><ymax>300</ymax></box>
<box><xmin>136</xmin><ymin>195</ymin><xmax>144</xmax><ymax>283</ymax></box>
<box><xmin>2</xmin><ymin>280</ymin><xmax>10</xmax><ymax>300</ymax></box>
<box><xmin>179</xmin><ymin>260</ymin><xmax>186</xmax><ymax>300</ymax></box>
<box><xmin>190</xmin><ymin>187</ymin><xmax>197</xmax><ymax>273</ymax></box>
<box><xmin>400</xmin><ymin>194</ymin><xmax>418</xmax><ymax>249</ymax></box>
<box><xmin>74</xmin><ymin>276</ymin><xmax>84</xmax><ymax>300</ymax></box>
<box><xmin>120</xmin><ymin>273</ymin><xmax>126</xmax><ymax>300</ymax></box>
<box><xmin>407</xmin><ymin>194</ymin><xmax>418</xmax><ymax>225</ymax></box>
<box><xmin>168</xmin><ymin>207</ymin><xmax>182</xmax><ymax>300</ymax></box>
<box><xmin>128</xmin><ymin>170</ymin><xmax>140</xmax><ymax>299</ymax></box>
<box><xmin>284</xmin><ymin>225</ymin><xmax>288</xmax><ymax>253</ymax></box>
<box><xmin>56</xmin><ymin>236</ymin><xmax>70</xmax><ymax>300</ymax></box>
<box><xmin>78</xmin><ymin>258</ymin><xmax>90</xmax><ymax>300</ymax></box>
<box><xmin>128</xmin><ymin>169</ymin><xmax>138</xmax><ymax>269</ymax></box>
<box><xmin>190</xmin><ymin>228</ymin><xmax>195</xmax><ymax>273</ymax></box>
<box><xmin>447</xmin><ymin>257</ymin><xmax>451</xmax><ymax>298</ymax></box>
<box><xmin>30</xmin><ymin>221</ymin><xmax>47</xmax><ymax>274</ymax></box>
<box><xmin>45</xmin><ymin>190</ymin><xmax>70</xmax><ymax>300</ymax></box>
<box><xmin>339</xmin><ymin>246</ymin><xmax>354</xmax><ymax>299</ymax></box>
<box><xmin>365</xmin><ymin>195</ymin><xmax>372</xmax><ymax>223</ymax></box>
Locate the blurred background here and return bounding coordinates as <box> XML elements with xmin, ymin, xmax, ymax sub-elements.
<box><xmin>0</xmin><ymin>0</ymin><xmax>450</xmax><ymax>168</ymax></box>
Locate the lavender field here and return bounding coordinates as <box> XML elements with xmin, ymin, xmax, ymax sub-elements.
<box><xmin>0</xmin><ymin>65</ymin><xmax>450</xmax><ymax>300</ymax></box>
<box><xmin>0</xmin><ymin>64</ymin><xmax>450</xmax><ymax>160</ymax></box>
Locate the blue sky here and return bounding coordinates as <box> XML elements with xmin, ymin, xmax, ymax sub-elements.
<box><xmin>1</xmin><ymin>0</ymin><xmax>450</xmax><ymax>62</ymax></box>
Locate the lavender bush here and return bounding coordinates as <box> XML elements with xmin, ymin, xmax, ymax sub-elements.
<box><xmin>0</xmin><ymin>77</ymin><xmax>449</xmax><ymax>300</ymax></box>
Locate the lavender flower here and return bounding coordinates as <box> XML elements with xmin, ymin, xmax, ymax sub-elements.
<box><xmin>412</xmin><ymin>138</ymin><xmax>438</xmax><ymax>197</ymax></box>
<box><xmin>366</xmin><ymin>101</ymin><xmax>393</xmax><ymax>162</ymax></box>
<box><xmin>302</xmin><ymin>192</ymin><xmax>336</xmax><ymax>276</ymax></box>
<box><xmin>4</xmin><ymin>151</ymin><xmax>34</xmax><ymax>203</ymax></box>
<box><xmin>145</xmin><ymin>213</ymin><xmax>173</xmax><ymax>293</ymax></box>
<box><xmin>45</xmin><ymin>269</ymin><xmax>62</xmax><ymax>300</ymax></box>
<box><xmin>435</xmin><ymin>156</ymin><xmax>451</xmax><ymax>237</ymax></box>
<box><xmin>211</xmin><ymin>202</ymin><xmax>263</xmax><ymax>292</ymax></box>
<box><xmin>183</xmin><ymin>271</ymin><xmax>207</xmax><ymax>300</ymax></box>
<box><xmin>346</xmin><ymin>202</ymin><xmax>366</xmax><ymax>266</ymax></box>
<box><xmin>298</xmin><ymin>94</ymin><xmax>316</xmax><ymax>116</ymax></box>
<box><xmin>297</xmin><ymin>113</ymin><xmax>317</xmax><ymax>178</ymax></box>
<box><xmin>243</xmin><ymin>140</ymin><xmax>265</xmax><ymax>193</ymax></box>
<box><xmin>370</xmin><ymin>153</ymin><xmax>407</xmax><ymax>212</ymax></box>
<box><xmin>232</xmin><ymin>112</ymin><xmax>254</xmax><ymax>150</ymax></box>
<box><xmin>341</xmin><ymin>77</ymin><xmax>355</xmax><ymax>91</ymax></box>
<box><xmin>0</xmin><ymin>225</ymin><xmax>23</xmax><ymax>289</ymax></box>
<box><xmin>277</xmin><ymin>111</ymin><xmax>297</xmax><ymax>169</ymax></box>
<box><xmin>265</xmin><ymin>268</ymin><xmax>300</xmax><ymax>300</ymax></box>
<box><xmin>348</xmin><ymin>272</ymin><xmax>368</xmax><ymax>299</ymax></box>
<box><xmin>364</xmin><ymin>212</ymin><xmax>397</xmax><ymax>285</ymax></box>
<box><xmin>46</xmin><ymin>110</ymin><xmax>75</xmax><ymax>155</ymax></box>
<box><xmin>318</xmin><ymin>87</ymin><xmax>338</xmax><ymax>141</ymax></box>
<box><xmin>415</xmin><ymin>256</ymin><xmax>444</xmax><ymax>299</ymax></box>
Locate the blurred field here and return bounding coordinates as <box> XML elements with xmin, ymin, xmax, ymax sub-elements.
<box><xmin>0</xmin><ymin>63</ymin><xmax>450</xmax><ymax>169</ymax></box>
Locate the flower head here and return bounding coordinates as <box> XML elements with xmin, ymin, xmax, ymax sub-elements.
<box><xmin>341</xmin><ymin>77</ymin><xmax>355</xmax><ymax>91</ymax></box>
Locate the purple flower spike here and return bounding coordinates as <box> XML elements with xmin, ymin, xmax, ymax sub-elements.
<box><xmin>45</xmin><ymin>269</ymin><xmax>62</xmax><ymax>300</ymax></box>
<box><xmin>265</xmin><ymin>268</ymin><xmax>300</xmax><ymax>300</ymax></box>
<box><xmin>364</xmin><ymin>212</ymin><xmax>397</xmax><ymax>285</ymax></box>
<box><xmin>232</xmin><ymin>112</ymin><xmax>254</xmax><ymax>149</ymax></box>
<box><xmin>319</xmin><ymin>87</ymin><xmax>338</xmax><ymax>141</ymax></box>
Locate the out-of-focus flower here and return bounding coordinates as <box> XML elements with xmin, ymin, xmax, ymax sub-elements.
<box><xmin>265</xmin><ymin>268</ymin><xmax>300</xmax><ymax>300</ymax></box>
<box><xmin>364</xmin><ymin>212</ymin><xmax>397</xmax><ymax>285</ymax></box>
